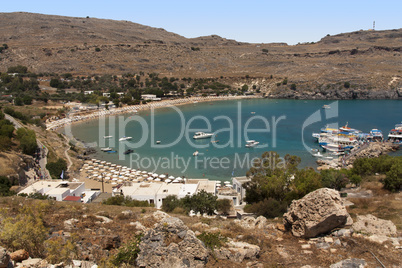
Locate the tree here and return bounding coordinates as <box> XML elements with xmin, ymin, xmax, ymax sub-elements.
<box><xmin>290</xmin><ymin>83</ymin><xmax>297</xmax><ymax>90</ymax></box>
<box><xmin>161</xmin><ymin>195</ymin><xmax>181</xmax><ymax>212</ymax></box>
<box><xmin>344</xmin><ymin>82</ymin><xmax>351</xmax><ymax>89</ymax></box>
<box><xmin>7</xmin><ymin>65</ymin><xmax>28</xmax><ymax>74</ymax></box>
<box><xmin>23</xmin><ymin>95</ymin><xmax>33</xmax><ymax>105</ymax></box>
<box><xmin>384</xmin><ymin>163</ymin><xmax>402</xmax><ymax>192</ymax></box>
<box><xmin>46</xmin><ymin>158</ymin><xmax>67</xmax><ymax>179</ymax></box>
<box><xmin>181</xmin><ymin>190</ymin><xmax>217</xmax><ymax>215</ymax></box>
<box><xmin>16</xmin><ymin>128</ymin><xmax>37</xmax><ymax>155</ymax></box>
<box><xmin>0</xmin><ymin>176</ymin><xmax>14</xmax><ymax>196</ymax></box>
<box><xmin>14</xmin><ymin>97</ymin><xmax>23</xmax><ymax>106</ymax></box>
<box><xmin>321</xmin><ymin>169</ymin><xmax>348</xmax><ymax>191</ymax></box>
<box><xmin>216</xmin><ymin>199</ymin><xmax>232</xmax><ymax>215</ymax></box>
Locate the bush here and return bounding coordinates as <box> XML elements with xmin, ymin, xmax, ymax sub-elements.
<box><xmin>95</xmin><ymin>47</ymin><xmax>101</xmax><ymax>52</ymax></box>
<box><xmin>216</xmin><ymin>199</ymin><xmax>232</xmax><ymax>215</ymax></box>
<box><xmin>197</xmin><ymin>232</ymin><xmax>227</xmax><ymax>251</ymax></box>
<box><xmin>110</xmin><ymin>234</ymin><xmax>143</xmax><ymax>267</ymax></box>
<box><xmin>344</xmin><ymin>82</ymin><xmax>351</xmax><ymax>88</ymax></box>
<box><xmin>103</xmin><ymin>195</ymin><xmax>153</xmax><ymax>207</ymax></box>
<box><xmin>0</xmin><ymin>176</ymin><xmax>14</xmax><ymax>196</ymax></box>
<box><xmin>384</xmin><ymin>163</ymin><xmax>402</xmax><ymax>192</ymax></box>
<box><xmin>181</xmin><ymin>190</ymin><xmax>218</xmax><ymax>215</ymax></box>
<box><xmin>0</xmin><ymin>206</ymin><xmax>48</xmax><ymax>257</ymax></box>
<box><xmin>46</xmin><ymin>158</ymin><xmax>67</xmax><ymax>179</ymax></box>
<box><xmin>45</xmin><ymin>236</ymin><xmax>78</xmax><ymax>264</ymax></box>
<box><xmin>161</xmin><ymin>195</ymin><xmax>181</xmax><ymax>212</ymax></box>
<box><xmin>244</xmin><ymin>198</ymin><xmax>287</xmax><ymax>218</ymax></box>
<box><xmin>7</xmin><ymin>65</ymin><xmax>28</xmax><ymax>74</ymax></box>
<box><xmin>16</xmin><ymin>128</ymin><xmax>37</xmax><ymax>155</ymax></box>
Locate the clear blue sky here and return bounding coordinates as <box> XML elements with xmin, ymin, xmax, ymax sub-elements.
<box><xmin>2</xmin><ymin>0</ymin><xmax>401</xmax><ymax>44</ymax></box>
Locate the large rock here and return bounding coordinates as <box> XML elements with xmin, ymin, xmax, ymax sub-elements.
<box><xmin>283</xmin><ymin>188</ymin><xmax>352</xmax><ymax>238</ymax></box>
<box><xmin>330</xmin><ymin>258</ymin><xmax>366</xmax><ymax>268</ymax></box>
<box><xmin>352</xmin><ymin>214</ymin><xmax>397</xmax><ymax>237</ymax></box>
<box><xmin>234</xmin><ymin>216</ymin><xmax>272</xmax><ymax>230</ymax></box>
<box><xmin>136</xmin><ymin>216</ymin><xmax>208</xmax><ymax>268</ymax></box>
<box><xmin>0</xmin><ymin>247</ymin><xmax>10</xmax><ymax>268</ymax></box>
<box><xmin>215</xmin><ymin>240</ymin><xmax>260</xmax><ymax>263</ymax></box>
<box><xmin>10</xmin><ymin>249</ymin><xmax>29</xmax><ymax>262</ymax></box>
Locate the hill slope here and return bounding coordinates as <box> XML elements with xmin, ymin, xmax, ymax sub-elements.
<box><xmin>0</xmin><ymin>12</ymin><xmax>402</xmax><ymax>90</ymax></box>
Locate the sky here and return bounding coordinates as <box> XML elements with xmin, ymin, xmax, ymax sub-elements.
<box><xmin>2</xmin><ymin>0</ymin><xmax>402</xmax><ymax>45</ymax></box>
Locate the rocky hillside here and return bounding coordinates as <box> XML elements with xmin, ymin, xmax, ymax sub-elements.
<box><xmin>0</xmin><ymin>186</ymin><xmax>400</xmax><ymax>267</ymax></box>
<box><xmin>0</xmin><ymin>12</ymin><xmax>402</xmax><ymax>93</ymax></box>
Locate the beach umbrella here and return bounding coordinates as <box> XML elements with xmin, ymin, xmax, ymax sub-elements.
<box><xmin>112</xmin><ymin>178</ymin><xmax>118</xmax><ymax>181</ymax></box>
<box><xmin>152</xmin><ymin>173</ymin><xmax>158</xmax><ymax>177</ymax></box>
<box><xmin>159</xmin><ymin>174</ymin><xmax>166</xmax><ymax>179</ymax></box>
<box><xmin>142</xmin><ymin>174</ymin><xmax>148</xmax><ymax>178</ymax></box>
<box><xmin>141</xmin><ymin>171</ymin><xmax>147</xmax><ymax>174</ymax></box>
<box><xmin>172</xmin><ymin>179</ymin><xmax>180</xmax><ymax>183</ymax></box>
<box><xmin>111</xmin><ymin>182</ymin><xmax>117</xmax><ymax>185</ymax></box>
<box><xmin>106</xmin><ymin>162</ymin><xmax>111</xmax><ymax>166</ymax></box>
<box><xmin>105</xmin><ymin>177</ymin><xmax>111</xmax><ymax>181</ymax></box>
<box><xmin>224</xmin><ymin>181</ymin><xmax>230</xmax><ymax>184</ymax></box>
<box><xmin>112</xmin><ymin>174</ymin><xmax>118</xmax><ymax>178</ymax></box>
<box><xmin>168</xmin><ymin>175</ymin><xmax>175</xmax><ymax>179</ymax></box>
<box><xmin>154</xmin><ymin>178</ymin><xmax>161</xmax><ymax>182</ymax></box>
<box><xmin>111</xmin><ymin>164</ymin><xmax>116</xmax><ymax>167</ymax></box>
<box><xmin>176</xmin><ymin>177</ymin><xmax>183</xmax><ymax>181</ymax></box>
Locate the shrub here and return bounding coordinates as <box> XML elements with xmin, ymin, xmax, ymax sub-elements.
<box><xmin>110</xmin><ymin>234</ymin><xmax>143</xmax><ymax>267</ymax></box>
<box><xmin>7</xmin><ymin>65</ymin><xmax>28</xmax><ymax>74</ymax></box>
<box><xmin>16</xmin><ymin>128</ymin><xmax>37</xmax><ymax>155</ymax></box>
<box><xmin>262</xmin><ymin>48</ymin><xmax>268</xmax><ymax>53</ymax></box>
<box><xmin>384</xmin><ymin>163</ymin><xmax>402</xmax><ymax>192</ymax></box>
<box><xmin>103</xmin><ymin>195</ymin><xmax>153</xmax><ymax>207</ymax></box>
<box><xmin>0</xmin><ymin>206</ymin><xmax>48</xmax><ymax>257</ymax></box>
<box><xmin>244</xmin><ymin>198</ymin><xmax>287</xmax><ymax>218</ymax></box>
<box><xmin>344</xmin><ymin>82</ymin><xmax>351</xmax><ymax>88</ymax></box>
<box><xmin>161</xmin><ymin>195</ymin><xmax>181</xmax><ymax>212</ymax></box>
<box><xmin>197</xmin><ymin>232</ymin><xmax>227</xmax><ymax>250</ymax></box>
<box><xmin>216</xmin><ymin>199</ymin><xmax>232</xmax><ymax>215</ymax></box>
<box><xmin>46</xmin><ymin>158</ymin><xmax>67</xmax><ymax>179</ymax></box>
<box><xmin>0</xmin><ymin>176</ymin><xmax>14</xmax><ymax>196</ymax></box>
<box><xmin>290</xmin><ymin>83</ymin><xmax>297</xmax><ymax>90</ymax></box>
<box><xmin>45</xmin><ymin>236</ymin><xmax>78</xmax><ymax>264</ymax></box>
<box><xmin>95</xmin><ymin>47</ymin><xmax>101</xmax><ymax>52</ymax></box>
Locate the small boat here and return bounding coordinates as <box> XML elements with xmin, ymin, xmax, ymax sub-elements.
<box><xmin>193</xmin><ymin>151</ymin><xmax>199</xmax><ymax>156</ymax></box>
<box><xmin>101</xmin><ymin>147</ymin><xmax>113</xmax><ymax>152</ymax></box>
<box><xmin>251</xmin><ymin>112</ymin><xmax>256</xmax><ymax>114</ymax></box>
<box><xmin>311</xmin><ymin>148</ymin><xmax>319</xmax><ymax>153</ymax></box>
<box><xmin>322</xmin><ymin>105</ymin><xmax>330</xmax><ymax>109</ymax></box>
<box><xmin>119</xmin><ymin>136</ymin><xmax>132</xmax><ymax>141</ymax></box>
<box><xmin>245</xmin><ymin>140</ymin><xmax>259</xmax><ymax>147</ymax></box>
<box><xmin>156</xmin><ymin>141</ymin><xmax>161</xmax><ymax>144</ymax></box>
<box><xmin>369</xmin><ymin>129</ymin><xmax>383</xmax><ymax>140</ymax></box>
<box><xmin>103</xmin><ymin>135</ymin><xmax>113</xmax><ymax>139</ymax></box>
<box><xmin>193</xmin><ymin>132</ymin><xmax>213</xmax><ymax>139</ymax></box>
<box><xmin>106</xmin><ymin>150</ymin><xmax>117</xmax><ymax>153</ymax></box>
<box><xmin>124</xmin><ymin>149</ymin><xmax>134</xmax><ymax>155</ymax></box>
<box><xmin>313</xmin><ymin>152</ymin><xmax>323</xmax><ymax>157</ymax></box>
<box><xmin>387</xmin><ymin>123</ymin><xmax>402</xmax><ymax>142</ymax></box>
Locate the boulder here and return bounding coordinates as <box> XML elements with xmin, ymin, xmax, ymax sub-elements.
<box><xmin>10</xmin><ymin>249</ymin><xmax>29</xmax><ymax>262</ymax></box>
<box><xmin>283</xmin><ymin>188</ymin><xmax>352</xmax><ymax>238</ymax></box>
<box><xmin>100</xmin><ymin>235</ymin><xmax>121</xmax><ymax>250</ymax></box>
<box><xmin>352</xmin><ymin>214</ymin><xmax>397</xmax><ymax>237</ymax></box>
<box><xmin>215</xmin><ymin>240</ymin><xmax>260</xmax><ymax>263</ymax></box>
<box><xmin>0</xmin><ymin>247</ymin><xmax>10</xmax><ymax>268</ymax></box>
<box><xmin>136</xmin><ymin>216</ymin><xmax>208</xmax><ymax>268</ymax></box>
<box><xmin>234</xmin><ymin>216</ymin><xmax>270</xmax><ymax>230</ymax></box>
<box><xmin>330</xmin><ymin>258</ymin><xmax>366</xmax><ymax>268</ymax></box>
<box><xmin>64</xmin><ymin>218</ymin><xmax>79</xmax><ymax>231</ymax></box>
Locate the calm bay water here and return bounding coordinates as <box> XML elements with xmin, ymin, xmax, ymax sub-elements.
<box><xmin>65</xmin><ymin>99</ymin><xmax>401</xmax><ymax>182</ymax></box>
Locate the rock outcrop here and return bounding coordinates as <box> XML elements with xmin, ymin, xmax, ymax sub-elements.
<box><xmin>215</xmin><ymin>240</ymin><xmax>260</xmax><ymax>263</ymax></box>
<box><xmin>0</xmin><ymin>247</ymin><xmax>10</xmax><ymax>268</ymax></box>
<box><xmin>352</xmin><ymin>214</ymin><xmax>397</xmax><ymax>237</ymax></box>
<box><xmin>234</xmin><ymin>216</ymin><xmax>274</xmax><ymax>230</ymax></box>
<box><xmin>136</xmin><ymin>216</ymin><xmax>209</xmax><ymax>267</ymax></box>
<box><xmin>330</xmin><ymin>258</ymin><xmax>366</xmax><ymax>268</ymax></box>
<box><xmin>10</xmin><ymin>249</ymin><xmax>29</xmax><ymax>262</ymax></box>
<box><xmin>283</xmin><ymin>188</ymin><xmax>352</xmax><ymax>238</ymax></box>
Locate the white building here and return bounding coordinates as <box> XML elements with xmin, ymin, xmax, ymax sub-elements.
<box><xmin>18</xmin><ymin>181</ymin><xmax>86</xmax><ymax>202</ymax></box>
<box><xmin>232</xmin><ymin>176</ymin><xmax>251</xmax><ymax>205</ymax></box>
<box><xmin>141</xmin><ymin>94</ymin><xmax>161</xmax><ymax>101</ymax></box>
<box><xmin>84</xmin><ymin>90</ymin><xmax>94</xmax><ymax>95</ymax></box>
<box><xmin>102</xmin><ymin>93</ymin><xmax>111</xmax><ymax>97</ymax></box>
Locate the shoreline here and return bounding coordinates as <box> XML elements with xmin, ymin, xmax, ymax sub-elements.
<box><xmin>46</xmin><ymin>95</ymin><xmax>262</xmax><ymax>131</ymax></box>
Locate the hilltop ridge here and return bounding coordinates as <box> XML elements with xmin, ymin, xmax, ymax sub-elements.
<box><xmin>0</xmin><ymin>12</ymin><xmax>401</xmax><ymax>91</ymax></box>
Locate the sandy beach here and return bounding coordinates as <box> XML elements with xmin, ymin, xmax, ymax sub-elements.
<box><xmin>46</xmin><ymin>95</ymin><xmax>262</xmax><ymax>131</ymax></box>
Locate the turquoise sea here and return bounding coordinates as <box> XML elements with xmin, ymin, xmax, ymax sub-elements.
<box><xmin>65</xmin><ymin>99</ymin><xmax>401</xmax><ymax>182</ymax></box>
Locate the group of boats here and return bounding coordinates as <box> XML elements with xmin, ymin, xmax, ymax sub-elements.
<box><xmin>101</xmin><ymin>135</ymin><xmax>134</xmax><ymax>155</ymax></box>
<box><xmin>312</xmin><ymin>122</ymin><xmax>402</xmax><ymax>157</ymax></box>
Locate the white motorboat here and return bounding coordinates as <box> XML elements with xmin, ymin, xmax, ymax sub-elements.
<box><xmin>101</xmin><ymin>147</ymin><xmax>113</xmax><ymax>152</ymax></box>
<box><xmin>322</xmin><ymin>105</ymin><xmax>330</xmax><ymax>109</ymax></box>
<box><xmin>119</xmin><ymin>136</ymin><xmax>132</xmax><ymax>141</ymax></box>
<box><xmin>193</xmin><ymin>150</ymin><xmax>199</xmax><ymax>156</ymax></box>
<box><xmin>193</xmin><ymin>132</ymin><xmax>213</xmax><ymax>139</ymax></box>
<box><xmin>245</xmin><ymin>140</ymin><xmax>259</xmax><ymax>147</ymax></box>
<box><xmin>312</xmin><ymin>152</ymin><xmax>323</xmax><ymax>157</ymax></box>
<box><xmin>103</xmin><ymin>135</ymin><xmax>113</xmax><ymax>139</ymax></box>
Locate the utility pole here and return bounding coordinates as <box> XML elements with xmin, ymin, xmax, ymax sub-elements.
<box><xmin>373</xmin><ymin>21</ymin><xmax>375</xmax><ymax>30</ymax></box>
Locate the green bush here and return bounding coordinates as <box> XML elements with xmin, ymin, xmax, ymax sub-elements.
<box><xmin>110</xmin><ymin>234</ymin><xmax>143</xmax><ymax>267</ymax></box>
<box><xmin>197</xmin><ymin>232</ymin><xmax>227</xmax><ymax>250</ymax></box>
<box><xmin>161</xmin><ymin>195</ymin><xmax>181</xmax><ymax>212</ymax></box>
<box><xmin>0</xmin><ymin>176</ymin><xmax>15</xmax><ymax>196</ymax></box>
<box><xmin>216</xmin><ymin>199</ymin><xmax>232</xmax><ymax>215</ymax></box>
<box><xmin>46</xmin><ymin>158</ymin><xmax>67</xmax><ymax>179</ymax></box>
<box><xmin>0</xmin><ymin>206</ymin><xmax>48</xmax><ymax>257</ymax></box>
<box><xmin>244</xmin><ymin>198</ymin><xmax>287</xmax><ymax>218</ymax></box>
<box><xmin>384</xmin><ymin>163</ymin><xmax>402</xmax><ymax>192</ymax></box>
<box><xmin>16</xmin><ymin>128</ymin><xmax>37</xmax><ymax>155</ymax></box>
<box><xmin>7</xmin><ymin>65</ymin><xmax>28</xmax><ymax>74</ymax></box>
<box><xmin>102</xmin><ymin>195</ymin><xmax>153</xmax><ymax>207</ymax></box>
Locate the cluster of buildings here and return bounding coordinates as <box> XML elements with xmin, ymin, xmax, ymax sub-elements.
<box><xmin>18</xmin><ymin>176</ymin><xmax>251</xmax><ymax>210</ymax></box>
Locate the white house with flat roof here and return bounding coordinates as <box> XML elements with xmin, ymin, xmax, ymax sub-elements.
<box><xmin>18</xmin><ymin>181</ymin><xmax>86</xmax><ymax>202</ymax></box>
<box><xmin>232</xmin><ymin>176</ymin><xmax>251</xmax><ymax>204</ymax></box>
<box><xmin>141</xmin><ymin>94</ymin><xmax>161</xmax><ymax>101</ymax></box>
<box><xmin>120</xmin><ymin>183</ymin><xmax>163</xmax><ymax>206</ymax></box>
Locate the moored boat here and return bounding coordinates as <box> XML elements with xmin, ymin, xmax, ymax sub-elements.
<box><xmin>388</xmin><ymin>123</ymin><xmax>402</xmax><ymax>142</ymax></box>
<box><xmin>123</xmin><ymin>149</ymin><xmax>134</xmax><ymax>155</ymax></box>
<box><xmin>193</xmin><ymin>132</ymin><xmax>213</xmax><ymax>139</ymax></box>
<box><xmin>103</xmin><ymin>135</ymin><xmax>113</xmax><ymax>139</ymax></box>
<box><xmin>119</xmin><ymin>136</ymin><xmax>132</xmax><ymax>141</ymax></box>
<box><xmin>245</xmin><ymin>140</ymin><xmax>260</xmax><ymax>147</ymax></box>
<box><xmin>101</xmin><ymin>147</ymin><xmax>113</xmax><ymax>152</ymax></box>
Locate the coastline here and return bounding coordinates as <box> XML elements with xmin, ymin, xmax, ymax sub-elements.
<box><xmin>46</xmin><ymin>95</ymin><xmax>262</xmax><ymax>131</ymax></box>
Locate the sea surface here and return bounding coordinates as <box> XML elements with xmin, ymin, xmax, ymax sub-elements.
<box><xmin>65</xmin><ymin>99</ymin><xmax>401</xmax><ymax>182</ymax></box>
